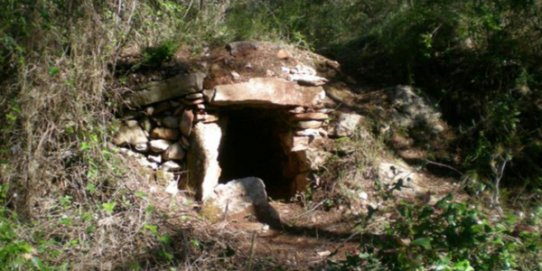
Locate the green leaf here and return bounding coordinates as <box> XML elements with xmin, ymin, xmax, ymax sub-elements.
<box><xmin>102</xmin><ymin>202</ymin><xmax>116</xmax><ymax>215</ymax></box>
<box><xmin>48</xmin><ymin>66</ymin><xmax>60</xmax><ymax>76</ymax></box>
<box><xmin>412</xmin><ymin>237</ymin><xmax>432</xmax><ymax>250</ymax></box>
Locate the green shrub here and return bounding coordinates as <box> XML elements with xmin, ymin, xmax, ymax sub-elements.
<box><xmin>329</xmin><ymin>195</ymin><xmax>542</xmax><ymax>270</ymax></box>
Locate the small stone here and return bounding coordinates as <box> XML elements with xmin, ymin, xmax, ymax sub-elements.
<box><xmin>148</xmin><ymin>154</ymin><xmax>162</xmax><ymax>164</ymax></box>
<box><xmin>180</xmin><ymin>109</ymin><xmax>194</xmax><ymax>137</ymax></box>
<box><xmin>359</xmin><ymin>191</ymin><xmax>368</xmax><ymax>200</ymax></box>
<box><xmin>289</xmin><ymin>106</ymin><xmax>305</xmax><ymax>114</ymax></box>
<box><xmin>144</xmin><ymin>106</ymin><xmax>155</xmax><ymax>116</ymax></box>
<box><xmin>124</xmin><ymin>119</ymin><xmax>139</xmax><ymax>128</ymax></box>
<box><xmin>291</xmin><ymin>136</ymin><xmax>309</xmax><ymax>151</ymax></box>
<box><xmin>149</xmin><ymin>139</ymin><xmax>171</xmax><ymax>153</ymax></box>
<box><xmin>134</xmin><ymin>143</ymin><xmax>149</xmax><ymax>152</ymax></box>
<box><xmin>266</xmin><ymin>69</ymin><xmax>275</xmax><ymax>77</ymax></box>
<box><xmin>296</xmin><ymin>120</ymin><xmax>323</xmax><ymax>129</ymax></box>
<box><xmin>317</xmin><ymin>251</ymin><xmax>331</xmax><ymax>257</ymax></box>
<box><xmin>196</xmin><ymin>104</ymin><xmax>205</xmax><ymax>110</ymax></box>
<box><xmin>162</xmin><ymin>161</ymin><xmax>181</xmax><ymax>171</ymax></box>
<box><xmin>276</xmin><ymin>49</ymin><xmax>291</xmax><ymax>59</ymax></box>
<box><xmin>231</xmin><ymin>71</ymin><xmax>240</xmax><ymax>81</ymax></box>
<box><xmin>140</xmin><ymin>117</ymin><xmax>153</xmax><ymax>132</ymax></box>
<box><xmin>288</xmin><ymin>74</ymin><xmax>328</xmax><ymax>86</ymax></box>
<box><xmin>138</xmin><ymin>158</ymin><xmax>158</xmax><ymax>169</ymax></box>
<box><xmin>184</xmin><ymin>92</ymin><xmax>204</xmax><ymax>100</ymax></box>
<box><xmin>162</xmin><ymin>143</ymin><xmax>185</xmax><ymax>161</ymax></box>
<box><xmin>150</xmin><ymin>127</ymin><xmax>179</xmax><ymax>140</ymax></box>
<box><xmin>295</xmin><ymin>128</ymin><xmax>321</xmax><ymax>137</ymax></box>
<box><xmin>292</xmin><ymin>112</ymin><xmax>328</xmax><ymax>121</ymax></box>
<box><xmin>316</xmin><ymin>108</ymin><xmax>333</xmax><ymax>114</ymax></box>
<box><xmin>162</xmin><ymin>116</ymin><xmax>179</xmax><ymax>129</ymax></box>
<box><xmin>165</xmin><ymin>180</ymin><xmax>179</xmax><ymax>195</ymax></box>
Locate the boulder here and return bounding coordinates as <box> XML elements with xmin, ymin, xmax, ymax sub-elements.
<box><xmin>209</xmin><ymin>77</ymin><xmax>326</xmax><ymax>107</ymax></box>
<box><xmin>206</xmin><ymin>177</ymin><xmax>282</xmax><ymax>228</ymax></box>
<box><xmin>388</xmin><ymin>85</ymin><xmax>444</xmax><ymax>133</ymax></box>
<box><xmin>330</xmin><ymin>112</ymin><xmax>363</xmax><ymax>137</ymax></box>
<box><xmin>207</xmin><ymin>177</ymin><xmax>268</xmax><ymax>213</ymax></box>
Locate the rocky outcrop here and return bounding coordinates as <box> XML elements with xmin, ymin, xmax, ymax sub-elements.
<box><xmin>388</xmin><ymin>85</ymin><xmax>444</xmax><ymax>133</ymax></box>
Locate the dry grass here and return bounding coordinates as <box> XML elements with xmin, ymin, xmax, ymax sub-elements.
<box><xmin>0</xmin><ymin>1</ymin><xmax>239</xmax><ymax>269</ymax></box>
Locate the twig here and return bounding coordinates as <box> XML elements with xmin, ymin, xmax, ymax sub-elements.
<box><xmin>492</xmin><ymin>158</ymin><xmax>509</xmax><ymax>211</ymax></box>
<box><xmin>247</xmin><ymin>232</ymin><xmax>257</xmax><ymax>271</ymax></box>
<box><xmin>291</xmin><ymin>199</ymin><xmax>326</xmax><ymax>222</ymax></box>
<box><xmin>424</xmin><ymin>159</ymin><xmax>464</xmax><ymax>176</ymax></box>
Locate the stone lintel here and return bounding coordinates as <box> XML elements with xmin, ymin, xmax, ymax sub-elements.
<box><xmin>209</xmin><ymin>77</ymin><xmax>325</xmax><ymax>107</ymax></box>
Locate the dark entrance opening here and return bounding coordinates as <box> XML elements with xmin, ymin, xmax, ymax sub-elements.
<box><xmin>217</xmin><ymin>107</ymin><xmax>292</xmax><ymax>199</ymax></box>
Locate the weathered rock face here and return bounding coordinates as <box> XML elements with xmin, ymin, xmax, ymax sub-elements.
<box><xmin>389</xmin><ymin>85</ymin><xmax>444</xmax><ymax>133</ymax></box>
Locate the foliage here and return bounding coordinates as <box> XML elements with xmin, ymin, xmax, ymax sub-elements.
<box><xmin>329</xmin><ymin>195</ymin><xmax>542</xmax><ymax>270</ymax></box>
<box><xmin>327</xmin><ymin>1</ymin><xmax>542</xmax><ymax>191</ymax></box>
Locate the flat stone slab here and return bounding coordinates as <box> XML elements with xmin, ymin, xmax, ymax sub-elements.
<box><xmin>208</xmin><ymin>77</ymin><xmax>325</xmax><ymax>107</ymax></box>
<box><xmin>127</xmin><ymin>72</ymin><xmax>206</xmax><ymax>107</ymax></box>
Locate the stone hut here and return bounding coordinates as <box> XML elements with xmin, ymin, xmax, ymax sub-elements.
<box><xmin>113</xmin><ymin>41</ymin><xmax>349</xmax><ymax>201</ymax></box>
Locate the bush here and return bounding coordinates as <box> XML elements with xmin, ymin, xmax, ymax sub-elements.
<box><xmin>329</xmin><ymin>195</ymin><xmax>542</xmax><ymax>270</ymax></box>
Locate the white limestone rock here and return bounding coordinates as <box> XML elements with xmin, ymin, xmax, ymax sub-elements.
<box><xmin>149</xmin><ymin>139</ymin><xmax>171</xmax><ymax>153</ymax></box>
<box><xmin>112</xmin><ymin>125</ymin><xmax>148</xmax><ymax>146</ymax></box>
<box><xmin>330</xmin><ymin>112</ymin><xmax>363</xmax><ymax>137</ymax></box>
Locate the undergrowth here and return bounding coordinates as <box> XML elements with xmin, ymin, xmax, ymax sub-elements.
<box><xmin>328</xmin><ymin>195</ymin><xmax>542</xmax><ymax>271</ymax></box>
